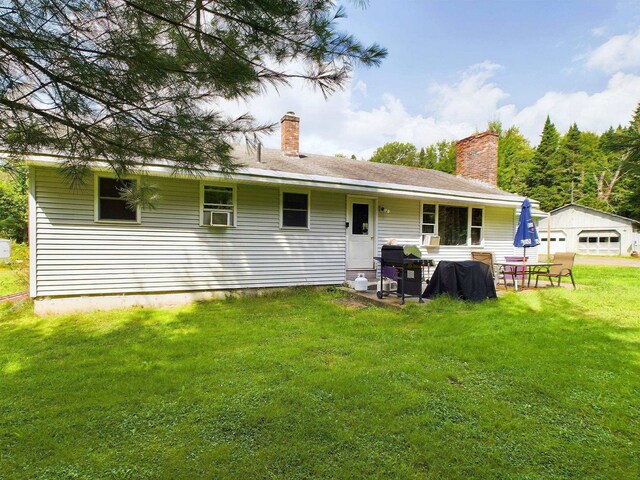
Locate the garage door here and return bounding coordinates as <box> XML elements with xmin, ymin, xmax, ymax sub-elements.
<box><xmin>540</xmin><ymin>232</ymin><xmax>566</xmax><ymax>254</ymax></box>
<box><xmin>578</xmin><ymin>231</ymin><xmax>621</xmax><ymax>255</ymax></box>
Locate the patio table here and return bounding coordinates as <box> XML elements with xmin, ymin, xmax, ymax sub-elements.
<box><xmin>495</xmin><ymin>261</ymin><xmax>560</xmax><ymax>291</ymax></box>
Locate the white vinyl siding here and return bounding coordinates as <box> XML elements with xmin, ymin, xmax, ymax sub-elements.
<box><xmin>32</xmin><ymin>167</ymin><xmax>345</xmax><ymax>297</ymax></box>
<box><xmin>376</xmin><ymin>196</ymin><xmax>533</xmax><ymax>263</ymax></box>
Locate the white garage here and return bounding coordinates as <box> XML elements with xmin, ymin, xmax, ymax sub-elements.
<box><xmin>538</xmin><ymin>204</ymin><xmax>640</xmax><ymax>257</ymax></box>
<box><xmin>539</xmin><ymin>231</ymin><xmax>566</xmax><ymax>254</ymax></box>
<box><xmin>577</xmin><ymin>231</ymin><xmax>621</xmax><ymax>255</ymax></box>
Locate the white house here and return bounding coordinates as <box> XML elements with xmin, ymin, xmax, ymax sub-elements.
<box><xmin>23</xmin><ymin>113</ymin><xmax>539</xmax><ymax>314</ymax></box>
<box><xmin>538</xmin><ymin>204</ymin><xmax>640</xmax><ymax>256</ymax></box>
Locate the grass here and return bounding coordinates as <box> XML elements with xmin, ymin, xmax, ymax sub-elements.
<box><xmin>1</xmin><ymin>266</ymin><xmax>639</xmax><ymax>479</ymax></box>
<box><xmin>0</xmin><ymin>242</ymin><xmax>28</xmax><ymax>297</ymax></box>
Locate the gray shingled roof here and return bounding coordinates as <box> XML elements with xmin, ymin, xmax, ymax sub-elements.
<box><xmin>231</xmin><ymin>145</ymin><xmax>517</xmax><ymax>198</ymax></box>
<box><xmin>550</xmin><ymin>203</ymin><xmax>640</xmax><ymax>225</ymax></box>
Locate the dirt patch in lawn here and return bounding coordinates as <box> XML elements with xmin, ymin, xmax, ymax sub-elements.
<box><xmin>333</xmin><ymin>296</ymin><xmax>370</xmax><ymax>309</ymax></box>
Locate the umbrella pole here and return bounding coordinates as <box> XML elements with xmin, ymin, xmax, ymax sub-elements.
<box><xmin>522</xmin><ymin>246</ymin><xmax>527</xmax><ymax>289</ymax></box>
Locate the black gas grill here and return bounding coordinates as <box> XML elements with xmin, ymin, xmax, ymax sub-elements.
<box><xmin>374</xmin><ymin>245</ymin><xmax>434</xmax><ymax>304</ymax></box>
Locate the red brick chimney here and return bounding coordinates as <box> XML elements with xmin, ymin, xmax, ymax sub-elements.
<box><xmin>280</xmin><ymin>111</ymin><xmax>300</xmax><ymax>157</ymax></box>
<box><xmin>455</xmin><ymin>131</ymin><xmax>499</xmax><ymax>187</ymax></box>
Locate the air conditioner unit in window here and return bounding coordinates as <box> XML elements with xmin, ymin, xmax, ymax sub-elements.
<box><xmin>205</xmin><ymin>210</ymin><xmax>233</xmax><ymax>227</ymax></box>
<box><xmin>422</xmin><ymin>234</ymin><xmax>440</xmax><ymax>247</ymax></box>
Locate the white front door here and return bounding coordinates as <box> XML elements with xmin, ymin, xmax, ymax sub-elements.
<box><xmin>347</xmin><ymin>198</ymin><xmax>375</xmax><ymax>269</ymax></box>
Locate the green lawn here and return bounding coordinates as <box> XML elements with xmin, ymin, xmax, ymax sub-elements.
<box><xmin>0</xmin><ymin>242</ymin><xmax>28</xmax><ymax>297</ymax></box>
<box><xmin>0</xmin><ymin>268</ymin><xmax>27</xmax><ymax>297</ymax></box>
<box><xmin>1</xmin><ymin>266</ymin><xmax>639</xmax><ymax>479</ymax></box>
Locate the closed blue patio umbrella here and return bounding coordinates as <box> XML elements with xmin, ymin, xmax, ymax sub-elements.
<box><xmin>514</xmin><ymin>198</ymin><xmax>540</xmax><ymax>285</ymax></box>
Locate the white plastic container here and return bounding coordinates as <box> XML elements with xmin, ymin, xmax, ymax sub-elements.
<box><xmin>0</xmin><ymin>239</ymin><xmax>10</xmax><ymax>261</ymax></box>
<box><xmin>354</xmin><ymin>273</ymin><xmax>369</xmax><ymax>292</ymax></box>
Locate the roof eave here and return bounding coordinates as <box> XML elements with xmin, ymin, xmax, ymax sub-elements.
<box><xmin>19</xmin><ymin>152</ymin><xmax>533</xmax><ymax>208</ymax></box>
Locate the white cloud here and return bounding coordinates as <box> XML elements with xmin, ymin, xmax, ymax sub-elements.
<box><xmin>502</xmin><ymin>72</ymin><xmax>640</xmax><ymax>141</ymax></box>
<box><xmin>428</xmin><ymin>61</ymin><xmax>508</xmax><ymax>127</ymax></box>
<box><xmin>586</xmin><ymin>32</ymin><xmax>640</xmax><ymax>73</ymax></box>
<box><xmin>220</xmin><ymin>60</ymin><xmax>640</xmax><ymax>158</ymax></box>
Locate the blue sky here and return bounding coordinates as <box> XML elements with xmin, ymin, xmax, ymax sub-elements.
<box><xmin>225</xmin><ymin>0</ymin><xmax>640</xmax><ymax>157</ymax></box>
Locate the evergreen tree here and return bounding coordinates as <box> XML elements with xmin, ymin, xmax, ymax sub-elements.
<box><xmin>602</xmin><ymin>103</ymin><xmax>640</xmax><ymax>220</ymax></box>
<box><xmin>0</xmin><ymin>0</ymin><xmax>386</xmax><ymax>203</ymax></box>
<box><xmin>528</xmin><ymin>116</ymin><xmax>560</xmax><ymax>210</ymax></box>
<box><xmin>555</xmin><ymin>123</ymin><xmax>583</xmax><ymax>204</ymax></box>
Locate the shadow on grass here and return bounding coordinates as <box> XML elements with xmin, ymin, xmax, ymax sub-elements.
<box><xmin>1</xmin><ymin>283</ymin><xmax>639</xmax><ymax>478</ymax></box>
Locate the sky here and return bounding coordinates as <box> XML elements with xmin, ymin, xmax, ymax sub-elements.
<box><xmin>223</xmin><ymin>0</ymin><xmax>640</xmax><ymax>159</ymax></box>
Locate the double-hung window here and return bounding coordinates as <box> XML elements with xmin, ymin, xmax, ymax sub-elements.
<box><xmin>470</xmin><ymin>208</ymin><xmax>483</xmax><ymax>246</ymax></box>
<box><xmin>281</xmin><ymin>191</ymin><xmax>309</xmax><ymax>228</ymax></box>
<box><xmin>95</xmin><ymin>176</ymin><xmax>139</xmax><ymax>222</ymax></box>
<box><xmin>202</xmin><ymin>184</ymin><xmax>235</xmax><ymax>227</ymax></box>
<box><xmin>421</xmin><ymin>204</ymin><xmax>436</xmax><ymax>235</ymax></box>
<box><xmin>421</xmin><ymin>203</ymin><xmax>484</xmax><ymax>246</ymax></box>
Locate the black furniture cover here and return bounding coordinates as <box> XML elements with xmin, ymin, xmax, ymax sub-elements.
<box><xmin>423</xmin><ymin>260</ymin><xmax>497</xmax><ymax>302</ymax></box>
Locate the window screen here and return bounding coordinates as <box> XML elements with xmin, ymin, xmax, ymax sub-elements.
<box><xmin>97</xmin><ymin>177</ymin><xmax>137</xmax><ymax>221</ymax></box>
<box><xmin>438</xmin><ymin>206</ymin><xmax>468</xmax><ymax>245</ymax></box>
<box><xmin>282</xmin><ymin>192</ymin><xmax>309</xmax><ymax>228</ymax></box>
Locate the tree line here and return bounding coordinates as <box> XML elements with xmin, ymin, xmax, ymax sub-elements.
<box><xmin>370</xmin><ymin>104</ymin><xmax>640</xmax><ymax>220</ymax></box>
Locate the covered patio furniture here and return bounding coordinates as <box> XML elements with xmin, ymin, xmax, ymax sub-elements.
<box><xmin>423</xmin><ymin>260</ymin><xmax>497</xmax><ymax>302</ymax></box>
<box><xmin>535</xmin><ymin>252</ymin><xmax>577</xmax><ymax>289</ymax></box>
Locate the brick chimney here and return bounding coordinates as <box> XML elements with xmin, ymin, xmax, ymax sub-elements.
<box><xmin>280</xmin><ymin>111</ymin><xmax>300</xmax><ymax>157</ymax></box>
<box><xmin>455</xmin><ymin>131</ymin><xmax>499</xmax><ymax>187</ymax></box>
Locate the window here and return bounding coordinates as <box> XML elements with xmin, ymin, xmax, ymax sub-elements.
<box><xmin>352</xmin><ymin>203</ymin><xmax>369</xmax><ymax>235</ymax></box>
<box><xmin>281</xmin><ymin>191</ymin><xmax>309</xmax><ymax>228</ymax></box>
<box><xmin>202</xmin><ymin>184</ymin><xmax>235</xmax><ymax>226</ymax></box>
<box><xmin>421</xmin><ymin>204</ymin><xmax>484</xmax><ymax>246</ymax></box>
<box><xmin>421</xmin><ymin>204</ymin><xmax>436</xmax><ymax>234</ymax></box>
<box><xmin>96</xmin><ymin>176</ymin><xmax>139</xmax><ymax>222</ymax></box>
<box><xmin>439</xmin><ymin>206</ymin><xmax>469</xmax><ymax>246</ymax></box>
<box><xmin>471</xmin><ymin>208</ymin><xmax>483</xmax><ymax>246</ymax></box>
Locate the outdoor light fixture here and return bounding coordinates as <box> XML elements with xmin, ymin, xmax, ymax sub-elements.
<box><xmin>380</xmin><ymin>206</ymin><xmax>391</xmax><ymax>214</ymax></box>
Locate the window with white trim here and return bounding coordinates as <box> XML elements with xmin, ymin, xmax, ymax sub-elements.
<box><xmin>470</xmin><ymin>208</ymin><xmax>483</xmax><ymax>246</ymax></box>
<box><xmin>281</xmin><ymin>191</ymin><xmax>309</xmax><ymax>228</ymax></box>
<box><xmin>96</xmin><ymin>177</ymin><xmax>139</xmax><ymax>222</ymax></box>
<box><xmin>202</xmin><ymin>184</ymin><xmax>235</xmax><ymax>226</ymax></box>
<box><xmin>421</xmin><ymin>203</ymin><xmax>436</xmax><ymax>234</ymax></box>
<box><xmin>421</xmin><ymin>203</ymin><xmax>484</xmax><ymax>246</ymax></box>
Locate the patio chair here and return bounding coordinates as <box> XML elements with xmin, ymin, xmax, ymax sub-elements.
<box><xmin>471</xmin><ymin>251</ymin><xmax>498</xmax><ymax>284</ymax></box>
<box><xmin>535</xmin><ymin>252</ymin><xmax>576</xmax><ymax>289</ymax></box>
<box><xmin>503</xmin><ymin>256</ymin><xmax>528</xmax><ymax>289</ymax></box>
